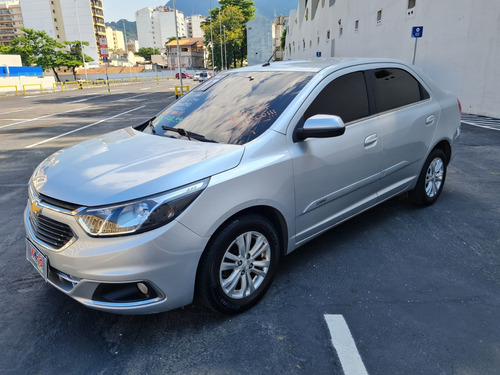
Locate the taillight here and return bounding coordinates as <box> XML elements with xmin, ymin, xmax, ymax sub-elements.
<box><xmin>457</xmin><ymin>99</ymin><xmax>462</xmax><ymax>116</ymax></box>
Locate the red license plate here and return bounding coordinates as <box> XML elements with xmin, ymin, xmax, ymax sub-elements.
<box><xmin>26</xmin><ymin>240</ymin><xmax>48</xmax><ymax>281</ymax></box>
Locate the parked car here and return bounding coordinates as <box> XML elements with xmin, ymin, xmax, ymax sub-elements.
<box><xmin>175</xmin><ymin>72</ymin><xmax>192</xmax><ymax>79</ymax></box>
<box><xmin>25</xmin><ymin>58</ymin><xmax>461</xmax><ymax>315</ymax></box>
<box><xmin>193</xmin><ymin>71</ymin><xmax>210</xmax><ymax>82</ymax></box>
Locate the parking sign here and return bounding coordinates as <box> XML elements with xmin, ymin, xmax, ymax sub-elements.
<box><xmin>412</xmin><ymin>26</ymin><xmax>423</xmax><ymax>38</ymax></box>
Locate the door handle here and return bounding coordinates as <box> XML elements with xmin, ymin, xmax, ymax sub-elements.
<box><xmin>426</xmin><ymin>115</ymin><xmax>435</xmax><ymax>126</ymax></box>
<box><xmin>364</xmin><ymin>134</ymin><xmax>378</xmax><ymax>147</ymax></box>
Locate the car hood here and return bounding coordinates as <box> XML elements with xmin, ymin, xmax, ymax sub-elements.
<box><xmin>32</xmin><ymin>127</ymin><xmax>244</xmax><ymax>206</ymax></box>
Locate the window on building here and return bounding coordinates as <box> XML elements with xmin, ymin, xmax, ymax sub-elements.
<box><xmin>54</xmin><ymin>18</ymin><xmax>57</xmax><ymax>22</ymax></box>
<box><xmin>377</xmin><ymin>10</ymin><xmax>382</xmax><ymax>24</ymax></box>
<box><xmin>407</xmin><ymin>0</ymin><xmax>416</xmax><ymax>17</ymax></box>
<box><xmin>339</xmin><ymin>26</ymin><xmax>343</xmax><ymax>36</ymax></box>
<box><xmin>305</xmin><ymin>72</ymin><xmax>370</xmax><ymax>123</ymax></box>
<box><xmin>370</xmin><ymin>68</ymin><xmax>429</xmax><ymax>113</ymax></box>
<box><xmin>326</xmin><ymin>30</ymin><xmax>330</xmax><ymax>41</ymax></box>
<box><xmin>52</xmin><ymin>9</ymin><xmax>55</xmax><ymax>13</ymax></box>
<box><xmin>355</xmin><ymin>20</ymin><xmax>359</xmax><ymax>31</ymax></box>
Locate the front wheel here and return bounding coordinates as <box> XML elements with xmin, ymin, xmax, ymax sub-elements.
<box><xmin>410</xmin><ymin>149</ymin><xmax>447</xmax><ymax>206</ymax></box>
<box><xmin>196</xmin><ymin>214</ymin><xmax>281</xmax><ymax>314</ymax></box>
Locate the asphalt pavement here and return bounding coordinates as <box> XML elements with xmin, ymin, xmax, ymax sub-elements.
<box><xmin>0</xmin><ymin>84</ymin><xmax>499</xmax><ymax>374</ymax></box>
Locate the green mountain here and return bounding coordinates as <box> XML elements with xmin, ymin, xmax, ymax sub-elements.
<box><xmin>106</xmin><ymin>20</ymin><xmax>137</xmax><ymax>42</ymax></box>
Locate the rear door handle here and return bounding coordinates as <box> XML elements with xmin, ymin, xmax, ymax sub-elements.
<box><xmin>364</xmin><ymin>134</ymin><xmax>378</xmax><ymax>147</ymax></box>
<box><xmin>426</xmin><ymin>115</ymin><xmax>435</xmax><ymax>126</ymax></box>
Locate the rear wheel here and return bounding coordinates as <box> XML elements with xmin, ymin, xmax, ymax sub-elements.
<box><xmin>196</xmin><ymin>214</ymin><xmax>281</xmax><ymax>314</ymax></box>
<box><xmin>410</xmin><ymin>149</ymin><xmax>447</xmax><ymax>206</ymax></box>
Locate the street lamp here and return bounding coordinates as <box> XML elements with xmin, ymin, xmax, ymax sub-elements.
<box><xmin>173</xmin><ymin>0</ymin><xmax>183</xmax><ymax>91</ymax></box>
<box><xmin>209</xmin><ymin>1</ymin><xmax>215</xmax><ymax>74</ymax></box>
<box><xmin>74</xmin><ymin>0</ymin><xmax>88</xmax><ymax>82</ymax></box>
<box><xmin>218</xmin><ymin>3</ymin><xmax>223</xmax><ymax>70</ymax></box>
<box><xmin>122</xmin><ymin>19</ymin><xmax>133</xmax><ymax>82</ymax></box>
<box><xmin>223</xmin><ymin>25</ymin><xmax>227</xmax><ymax>70</ymax></box>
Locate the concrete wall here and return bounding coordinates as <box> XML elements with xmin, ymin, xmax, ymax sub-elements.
<box><xmin>0</xmin><ymin>54</ymin><xmax>22</xmax><ymax>66</ymax></box>
<box><xmin>0</xmin><ymin>76</ymin><xmax>56</xmax><ymax>95</ymax></box>
<box><xmin>285</xmin><ymin>0</ymin><xmax>500</xmax><ymax>117</ymax></box>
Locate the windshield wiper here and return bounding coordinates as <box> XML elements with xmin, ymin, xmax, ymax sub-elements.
<box><xmin>161</xmin><ymin>126</ymin><xmax>218</xmax><ymax>143</ymax></box>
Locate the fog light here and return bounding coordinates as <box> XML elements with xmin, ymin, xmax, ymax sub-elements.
<box><xmin>137</xmin><ymin>282</ymin><xmax>149</xmax><ymax>295</ymax></box>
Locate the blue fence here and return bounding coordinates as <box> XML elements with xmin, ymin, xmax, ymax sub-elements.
<box><xmin>1</xmin><ymin>66</ymin><xmax>43</xmax><ymax>77</ymax></box>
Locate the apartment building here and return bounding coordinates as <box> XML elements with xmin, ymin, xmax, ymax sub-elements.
<box><xmin>136</xmin><ymin>6</ymin><xmax>185</xmax><ymax>51</ymax></box>
<box><xmin>105</xmin><ymin>26</ymin><xmax>125</xmax><ymax>51</ymax></box>
<box><xmin>186</xmin><ymin>15</ymin><xmax>205</xmax><ymax>38</ymax></box>
<box><xmin>20</xmin><ymin>0</ymin><xmax>106</xmax><ymax>62</ymax></box>
<box><xmin>284</xmin><ymin>0</ymin><xmax>500</xmax><ymax>117</ymax></box>
<box><xmin>0</xmin><ymin>0</ymin><xmax>23</xmax><ymax>46</ymax></box>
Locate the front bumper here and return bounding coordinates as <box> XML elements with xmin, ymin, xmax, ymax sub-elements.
<box><xmin>24</xmin><ymin>198</ymin><xmax>208</xmax><ymax>314</ymax></box>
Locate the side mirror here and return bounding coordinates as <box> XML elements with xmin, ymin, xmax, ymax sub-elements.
<box><xmin>296</xmin><ymin>115</ymin><xmax>346</xmax><ymax>141</ymax></box>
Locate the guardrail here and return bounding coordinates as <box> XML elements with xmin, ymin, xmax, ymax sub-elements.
<box><xmin>53</xmin><ymin>82</ymin><xmax>65</xmax><ymax>92</ymax></box>
<box><xmin>174</xmin><ymin>85</ymin><xmax>190</xmax><ymax>99</ymax></box>
<box><xmin>0</xmin><ymin>85</ymin><xmax>19</xmax><ymax>96</ymax></box>
<box><xmin>0</xmin><ymin>75</ymin><xmax>180</xmax><ymax>98</ymax></box>
<box><xmin>23</xmin><ymin>83</ymin><xmax>43</xmax><ymax>95</ymax></box>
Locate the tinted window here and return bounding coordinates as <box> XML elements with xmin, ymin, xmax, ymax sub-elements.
<box><xmin>371</xmin><ymin>68</ymin><xmax>428</xmax><ymax>113</ymax></box>
<box><xmin>304</xmin><ymin>71</ymin><xmax>369</xmax><ymax>123</ymax></box>
<box><xmin>150</xmin><ymin>71</ymin><xmax>314</xmax><ymax>145</ymax></box>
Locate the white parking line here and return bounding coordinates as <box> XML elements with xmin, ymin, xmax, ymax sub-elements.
<box><xmin>0</xmin><ymin>106</ymin><xmax>92</xmax><ymax>130</ymax></box>
<box><xmin>324</xmin><ymin>314</ymin><xmax>369</xmax><ymax>375</ymax></box>
<box><xmin>25</xmin><ymin>105</ymin><xmax>146</xmax><ymax>149</ymax></box>
<box><xmin>0</xmin><ymin>108</ymin><xmax>33</xmax><ymax>115</ymax></box>
<box><xmin>461</xmin><ymin>120</ymin><xmax>500</xmax><ymax>131</ymax></box>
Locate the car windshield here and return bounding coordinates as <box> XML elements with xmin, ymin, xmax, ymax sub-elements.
<box><xmin>148</xmin><ymin>71</ymin><xmax>314</xmax><ymax>145</ymax></box>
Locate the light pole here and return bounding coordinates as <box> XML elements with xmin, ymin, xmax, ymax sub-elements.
<box><xmin>173</xmin><ymin>0</ymin><xmax>183</xmax><ymax>92</ymax></box>
<box><xmin>74</xmin><ymin>0</ymin><xmax>88</xmax><ymax>82</ymax></box>
<box><xmin>223</xmin><ymin>25</ymin><xmax>227</xmax><ymax>70</ymax></box>
<box><xmin>209</xmin><ymin>1</ymin><xmax>215</xmax><ymax>74</ymax></box>
<box><xmin>122</xmin><ymin>19</ymin><xmax>133</xmax><ymax>81</ymax></box>
<box><xmin>218</xmin><ymin>4</ymin><xmax>223</xmax><ymax>70</ymax></box>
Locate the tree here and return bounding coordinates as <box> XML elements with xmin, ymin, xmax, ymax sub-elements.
<box><xmin>136</xmin><ymin>47</ymin><xmax>160</xmax><ymax>62</ymax></box>
<box><xmin>59</xmin><ymin>41</ymin><xmax>93</xmax><ymax>80</ymax></box>
<box><xmin>6</xmin><ymin>28</ymin><xmax>64</xmax><ymax>69</ymax></box>
<box><xmin>0</xmin><ymin>28</ymin><xmax>95</xmax><ymax>82</ymax></box>
<box><xmin>203</xmin><ymin>2</ymin><xmax>254</xmax><ymax>70</ymax></box>
<box><xmin>281</xmin><ymin>28</ymin><xmax>287</xmax><ymax>51</ymax></box>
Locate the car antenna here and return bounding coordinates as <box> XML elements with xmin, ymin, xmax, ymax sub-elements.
<box><xmin>262</xmin><ymin>51</ymin><xmax>276</xmax><ymax>67</ymax></box>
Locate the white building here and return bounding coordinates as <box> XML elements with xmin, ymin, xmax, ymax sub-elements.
<box><xmin>0</xmin><ymin>0</ymin><xmax>24</xmax><ymax>46</ymax></box>
<box><xmin>135</xmin><ymin>6</ymin><xmax>185</xmax><ymax>51</ymax></box>
<box><xmin>105</xmin><ymin>26</ymin><xmax>125</xmax><ymax>51</ymax></box>
<box><xmin>186</xmin><ymin>15</ymin><xmax>205</xmax><ymax>38</ymax></box>
<box><xmin>247</xmin><ymin>14</ymin><xmax>273</xmax><ymax>66</ymax></box>
<box><xmin>20</xmin><ymin>0</ymin><xmax>105</xmax><ymax>63</ymax></box>
<box><xmin>285</xmin><ymin>0</ymin><xmax>500</xmax><ymax>118</ymax></box>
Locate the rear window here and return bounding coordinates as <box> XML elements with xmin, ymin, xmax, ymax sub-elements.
<box><xmin>371</xmin><ymin>68</ymin><xmax>429</xmax><ymax>113</ymax></box>
<box><xmin>150</xmin><ymin>71</ymin><xmax>314</xmax><ymax>145</ymax></box>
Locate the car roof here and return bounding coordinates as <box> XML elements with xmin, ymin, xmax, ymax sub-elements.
<box><xmin>236</xmin><ymin>58</ymin><xmax>411</xmax><ymax>74</ymax></box>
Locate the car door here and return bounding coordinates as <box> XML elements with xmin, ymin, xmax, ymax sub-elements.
<box><xmin>288</xmin><ymin>69</ymin><xmax>383</xmax><ymax>245</ymax></box>
<box><xmin>367</xmin><ymin>66</ymin><xmax>441</xmax><ymax>201</ymax></box>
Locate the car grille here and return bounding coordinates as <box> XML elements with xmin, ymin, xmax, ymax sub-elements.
<box><xmin>29</xmin><ymin>212</ymin><xmax>75</xmax><ymax>250</ymax></box>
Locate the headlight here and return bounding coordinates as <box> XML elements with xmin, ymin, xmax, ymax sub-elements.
<box><xmin>76</xmin><ymin>179</ymin><xmax>209</xmax><ymax>236</ymax></box>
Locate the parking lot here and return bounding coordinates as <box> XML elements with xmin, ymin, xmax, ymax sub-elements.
<box><xmin>0</xmin><ymin>82</ymin><xmax>499</xmax><ymax>374</ymax></box>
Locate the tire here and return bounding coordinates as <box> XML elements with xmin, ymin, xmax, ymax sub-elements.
<box><xmin>196</xmin><ymin>214</ymin><xmax>281</xmax><ymax>314</ymax></box>
<box><xmin>410</xmin><ymin>148</ymin><xmax>447</xmax><ymax>206</ymax></box>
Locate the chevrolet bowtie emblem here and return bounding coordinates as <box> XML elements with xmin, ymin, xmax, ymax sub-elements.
<box><xmin>31</xmin><ymin>200</ymin><xmax>42</xmax><ymax>215</ymax></box>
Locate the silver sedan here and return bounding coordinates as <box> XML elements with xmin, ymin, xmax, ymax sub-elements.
<box><xmin>25</xmin><ymin>58</ymin><xmax>461</xmax><ymax>314</ymax></box>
